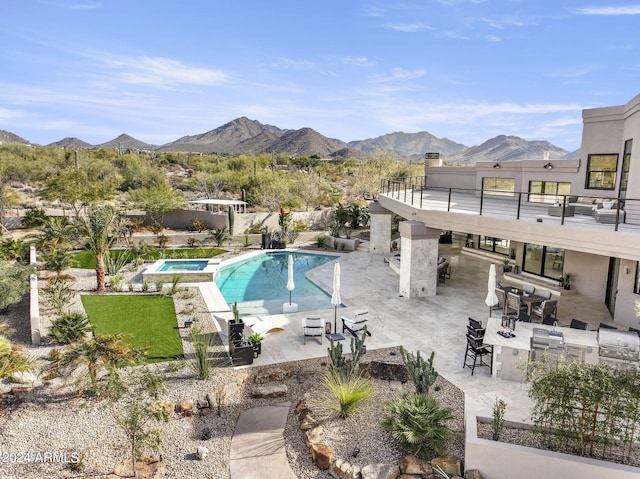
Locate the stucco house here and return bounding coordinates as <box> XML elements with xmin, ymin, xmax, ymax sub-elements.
<box><xmin>370</xmin><ymin>92</ymin><xmax>640</xmax><ymax>329</ymax></box>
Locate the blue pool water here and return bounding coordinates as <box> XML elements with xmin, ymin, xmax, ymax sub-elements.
<box><xmin>215</xmin><ymin>252</ymin><xmax>339</xmax><ymax>316</ymax></box>
<box><xmin>157</xmin><ymin>260</ymin><xmax>209</xmax><ymax>272</ymax></box>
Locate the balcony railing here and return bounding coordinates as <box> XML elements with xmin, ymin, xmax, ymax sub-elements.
<box><xmin>379</xmin><ymin>176</ymin><xmax>638</xmax><ymax>232</ymax></box>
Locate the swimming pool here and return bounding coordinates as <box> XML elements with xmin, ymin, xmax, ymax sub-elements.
<box><xmin>215</xmin><ymin>251</ymin><xmax>339</xmax><ymax>316</ymax></box>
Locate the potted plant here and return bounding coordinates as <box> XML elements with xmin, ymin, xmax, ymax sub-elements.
<box><xmin>501</xmin><ymin>257</ymin><xmax>512</xmax><ymax>273</ymax></box>
<box><xmin>249</xmin><ymin>332</ymin><xmax>264</xmax><ymax>357</ymax></box>
<box><xmin>228</xmin><ymin>302</ymin><xmax>244</xmax><ymax>347</ymax></box>
<box><xmin>563</xmin><ymin>272</ymin><xmax>574</xmax><ymax>290</ymax></box>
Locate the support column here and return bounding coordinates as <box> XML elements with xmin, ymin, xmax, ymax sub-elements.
<box><xmin>398</xmin><ymin>221</ymin><xmax>441</xmax><ymax>298</ymax></box>
<box><xmin>369</xmin><ymin>202</ymin><xmax>392</xmax><ymax>254</ymax></box>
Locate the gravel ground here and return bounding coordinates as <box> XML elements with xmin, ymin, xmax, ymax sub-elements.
<box><xmin>0</xmin><ymin>264</ymin><xmax>465</xmax><ymax>479</ymax></box>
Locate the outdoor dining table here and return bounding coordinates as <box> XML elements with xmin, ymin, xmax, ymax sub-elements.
<box><xmin>519</xmin><ymin>294</ymin><xmax>546</xmax><ymax>315</ymax></box>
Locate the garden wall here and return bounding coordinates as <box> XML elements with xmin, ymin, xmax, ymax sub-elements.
<box><xmin>464</xmin><ymin>409</ymin><xmax>640</xmax><ymax>479</ymax></box>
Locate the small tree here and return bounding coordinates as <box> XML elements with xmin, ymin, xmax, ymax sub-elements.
<box><xmin>111</xmin><ymin>369</ymin><xmax>170</xmax><ymax>477</ymax></box>
<box><xmin>129</xmin><ymin>183</ymin><xmax>186</xmax><ymax>228</ymax></box>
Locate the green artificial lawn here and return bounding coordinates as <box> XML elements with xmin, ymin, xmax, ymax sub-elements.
<box><xmin>73</xmin><ymin>247</ymin><xmax>226</xmax><ymax>269</ymax></box>
<box><xmin>81</xmin><ymin>294</ymin><xmax>183</xmax><ymax>363</ymax></box>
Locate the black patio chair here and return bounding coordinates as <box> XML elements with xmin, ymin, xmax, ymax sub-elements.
<box><xmin>569</xmin><ymin>318</ymin><xmax>588</xmax><ymax>330</ymax></box>
<box><xmin>463</xmin><ymin>333</ymin><xmax>492</xmax><ymax>375</ymax></box>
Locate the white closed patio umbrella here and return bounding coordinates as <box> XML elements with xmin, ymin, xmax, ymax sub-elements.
<box><xmin>331</xmin><ymin>261</ymin><xmax>342</xmax><ymax>333</ymax></box>
<box><xmin>485</xmin><ymin>263</ymin><xmax>499</xmax><ymax>317</ymax></box>
<box><xmin>287</xmin><ymin>254</ymin><xmax>295</xmax><ymax>305</ymax></box>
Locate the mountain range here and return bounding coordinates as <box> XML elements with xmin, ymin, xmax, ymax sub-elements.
<box><xmin>0</xmin><ymin>118</ymin><xmax>579</xmax><ymax>165</ymax></box>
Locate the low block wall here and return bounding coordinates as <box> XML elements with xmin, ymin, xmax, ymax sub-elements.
<box><xmin>465</xmin><ymin>409</ymin><xmax>640</xmax><ymax>479</ymax></box>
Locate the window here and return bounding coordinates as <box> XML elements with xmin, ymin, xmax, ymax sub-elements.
<box><xmin>482</xmin><ymin>177</ymin><xmax>515</xmax><ymax>196</ymax></box>
<box><xmin>621</xmin><ymin>140</ymin><xmax>632</xmax><ymax>192</ymax></box>
<box><xmin>586</xmin><ymin>154</ymin><xmax>618</xmax><ymax>190</ymax></box>
<box><xmin>523</xmin><ymin>243</ymin><xmax>564</xmax><ymax>281</ymax></box>
<box><xmin>478</xmin><ymin>236</ymin><xmax>511</xmax><ymax>255</ymax></box>
<box><xmin>528</xmin><ymin>181</ymin><xmax>571</xmax><ymax>204</ymax></box>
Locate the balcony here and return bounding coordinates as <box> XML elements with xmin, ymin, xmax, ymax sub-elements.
<box><xmin>377</xmin><ymin>176</ymin><xmax>640</xmax><ymax>261</ymax></box>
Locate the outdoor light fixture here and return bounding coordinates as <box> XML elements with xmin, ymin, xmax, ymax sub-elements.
<box><xmin>543</xmin><ymin>162</ymin><xmax>553</xmax><ymax>169</ymax></box>
<box><xmin>493</xmin><ymin>163</ymin><xmax>501</xmax><ymax>169</ymax></box>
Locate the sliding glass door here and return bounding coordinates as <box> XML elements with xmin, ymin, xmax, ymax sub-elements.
<box><xmin>523</xmin><ymin>243</ymin><xmax>564</xmax><ymax>281</ymax></box>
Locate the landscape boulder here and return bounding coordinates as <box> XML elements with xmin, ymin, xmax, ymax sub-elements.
<box><xmin>175</xmin><ymin>399</ymin><xmax>194</xmax><ymax>416</ymax></box>
<box><xmin>464</xmin><ymin>470</ymin><xmax>484</xmax><ymax>479</ymax></box>
<box><xmin>431</xmin><ymin>456</ymin><xmax>462</xmax><ymax>477</ymax></box>
<box><xmin>251</xmin><ymin>384</ymin><xmax>288</xmax><ymax>398</ymax></box>
<box><xmin>196</xmin><ymin>446</ymin><xmax>209</xmax><ymax>460</ymax></box>
<box><xmin>311</xmin><ymin>443</ymin><xmax>333</xmax><ymax>470</ymax></box>
<box><xmin>399</xmin><ymin>455</ymin><xmax>432</xmax><ymax>475</ymax></box>
<box><xmin>330</xmin><ymin>458</ymin><xmax>362</xmax><ymax>479</ymax></box>
<box><xmin>360</xmin><ymin>463</ymin><xmax>400</xmax><ymax>479</ymax></box>
<box><xmin>359</xmin><ymin>360</ymin><xmax>409</xmax><ymax>383</ymax></box>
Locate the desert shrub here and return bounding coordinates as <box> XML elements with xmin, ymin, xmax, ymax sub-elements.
<box><xmin>290</xmin><ymin>219</ymin><xmax>308</xmax><ymax>232</ymax></box>
<box><xmin>186</xmin><ymin>220</ymin><xmax>208</xmax><ymax>232</ymax></box>
<box><xmin>382</xmin><ymin>392</ymin><xmax>453</xmax><ymax>460</ymax></box>
<box><xmin>22</xmin><ymin>208</ymin><xmax>49</xmax><ymax>228</ymax></box>
<box><xmin>51</xmin><ymin>311</ymin><xmax>93</xmax><ymax>343</ymax></box>
<box><xmin>321</xmin><ymin>371</ymin><xmax>373</xmax><ymax>419</ymax></box>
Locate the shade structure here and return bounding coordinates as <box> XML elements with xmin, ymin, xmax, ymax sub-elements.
<box><xmin>484</xmin><ymin>263</ymin><xmax>499</xmax><ymax>317</ymax></box>
<box><xmin>286</xmin><ymin>254</ymin><xmax>295</xmax><ymax>305</ymax></box>
<box><xmin>330</xmin><ymin>261</ymin><xmax>342</xmax><ymax>333</ymax></box>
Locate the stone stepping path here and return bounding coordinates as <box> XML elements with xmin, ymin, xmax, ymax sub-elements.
<box><xmin>229</xmin><ymin>401</ymin><xmax>297</xmax><ymax>479</ymax></box>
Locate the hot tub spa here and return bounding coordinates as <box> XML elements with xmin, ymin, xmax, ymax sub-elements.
<box><xmin>142</xmin><ymin>258</ymin><xmax>219</xmax><ymax>283</ymax></box>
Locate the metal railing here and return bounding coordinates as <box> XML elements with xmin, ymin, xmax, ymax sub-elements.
<box><xmin>379</xmin><ymin>176</ymin><xmax>638</xmax><ymax>232</ymax></box>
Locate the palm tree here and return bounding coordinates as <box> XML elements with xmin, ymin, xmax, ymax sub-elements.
<box><xmin>74</xmin><ymin>203</ymin><xmax>127</xmax><ymax>292</ymax></box>
<box><xmin>47</xmin><ymin>333</ymin><xmax>142</xmax><ymax>386</ymax></box>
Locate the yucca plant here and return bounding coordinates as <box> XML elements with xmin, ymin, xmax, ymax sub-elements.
<box><xmin>191</xmin><ymin>327</ymin><xmax>213</xmax><ymax>380</ymax></box>
<box><xmin>382</xmin><ymin>392</ymin><xmax>453</xmax><ymax>460</ymax></box>
<box><xmin>43</xmin><ymin>277</ymin><xmax>75</xmax><ymax>315</ymax></box>
<box><xmin>51</xmin><ymin>311</ymin><xmax>93</xmax><ymax>344</ymax></box>
<box><xmin>321</xmin><ymin>371</ymin><xmax>373</xmax><ymax>419</ymax></box>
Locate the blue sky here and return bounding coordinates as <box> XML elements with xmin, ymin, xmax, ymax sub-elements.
<box><xmin>1</xmin><ymin>1</ymin><xmax>640</xmax><ymax>150</ymax></box>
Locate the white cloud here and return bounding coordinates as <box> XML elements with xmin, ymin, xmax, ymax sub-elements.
<box><xmin>342</xmin><ymin>56</ymin><xmax>375</xmax><ymax>67</ymax></box>
<box><xmin>385</xmin><ymin>23</ymin><xmax>430</xmax><ymax>33</ymax></box>
<box><xmin>56</xmin><ymin>1</ymin><xmax>101</xmax><ymax>9</ymax></box>
<box><xmin>0</xmin><ymin>108</ymin><xmax>24</xmax><ymax>121</ymax></box>
<box><xmin>371</xmin><ymin>68</ymin><xmax>427</xmax><ymax>83</ymax></box>
<box><xmin>103</xmin><ymin>56</ymin><xmax>229</xmax><ymax>88</ymax></box>
<box><xmin>573</xmin><ymin>6</ymin><xmax>640</xmax><ymax>15</ymax></box>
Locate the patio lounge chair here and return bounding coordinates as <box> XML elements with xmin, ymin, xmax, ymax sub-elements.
<box><xmin>341</xmin><ymin>311</ymin><xmax>371</xmax><ymax>338</ymax></box>
<box><xmin>303</xmin><ymin>317</ymin><xmax>325</xmax><ymax>344</ymax></box>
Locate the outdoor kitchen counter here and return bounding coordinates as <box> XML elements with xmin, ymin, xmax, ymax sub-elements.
<box><xmin>483</xmin><ymin>317</ymin><xmax>599</xmax><ymax>381</ymax></box>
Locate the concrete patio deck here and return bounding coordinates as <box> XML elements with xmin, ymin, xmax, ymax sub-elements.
<box><xmin>199</xmin><ymin>243</ymin><xmax>614</xmax><ymax>423</ymax></box>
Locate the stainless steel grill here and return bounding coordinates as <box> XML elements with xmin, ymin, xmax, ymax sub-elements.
<box><xmin>531</xmin><ymin>328</ymin><xmax>565</xmax><ymax>350</ymax></box>
<box><xmin>598</xmin><ymin>329</ymin><xmax>640</xmax><ymax>362</ymax></box>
